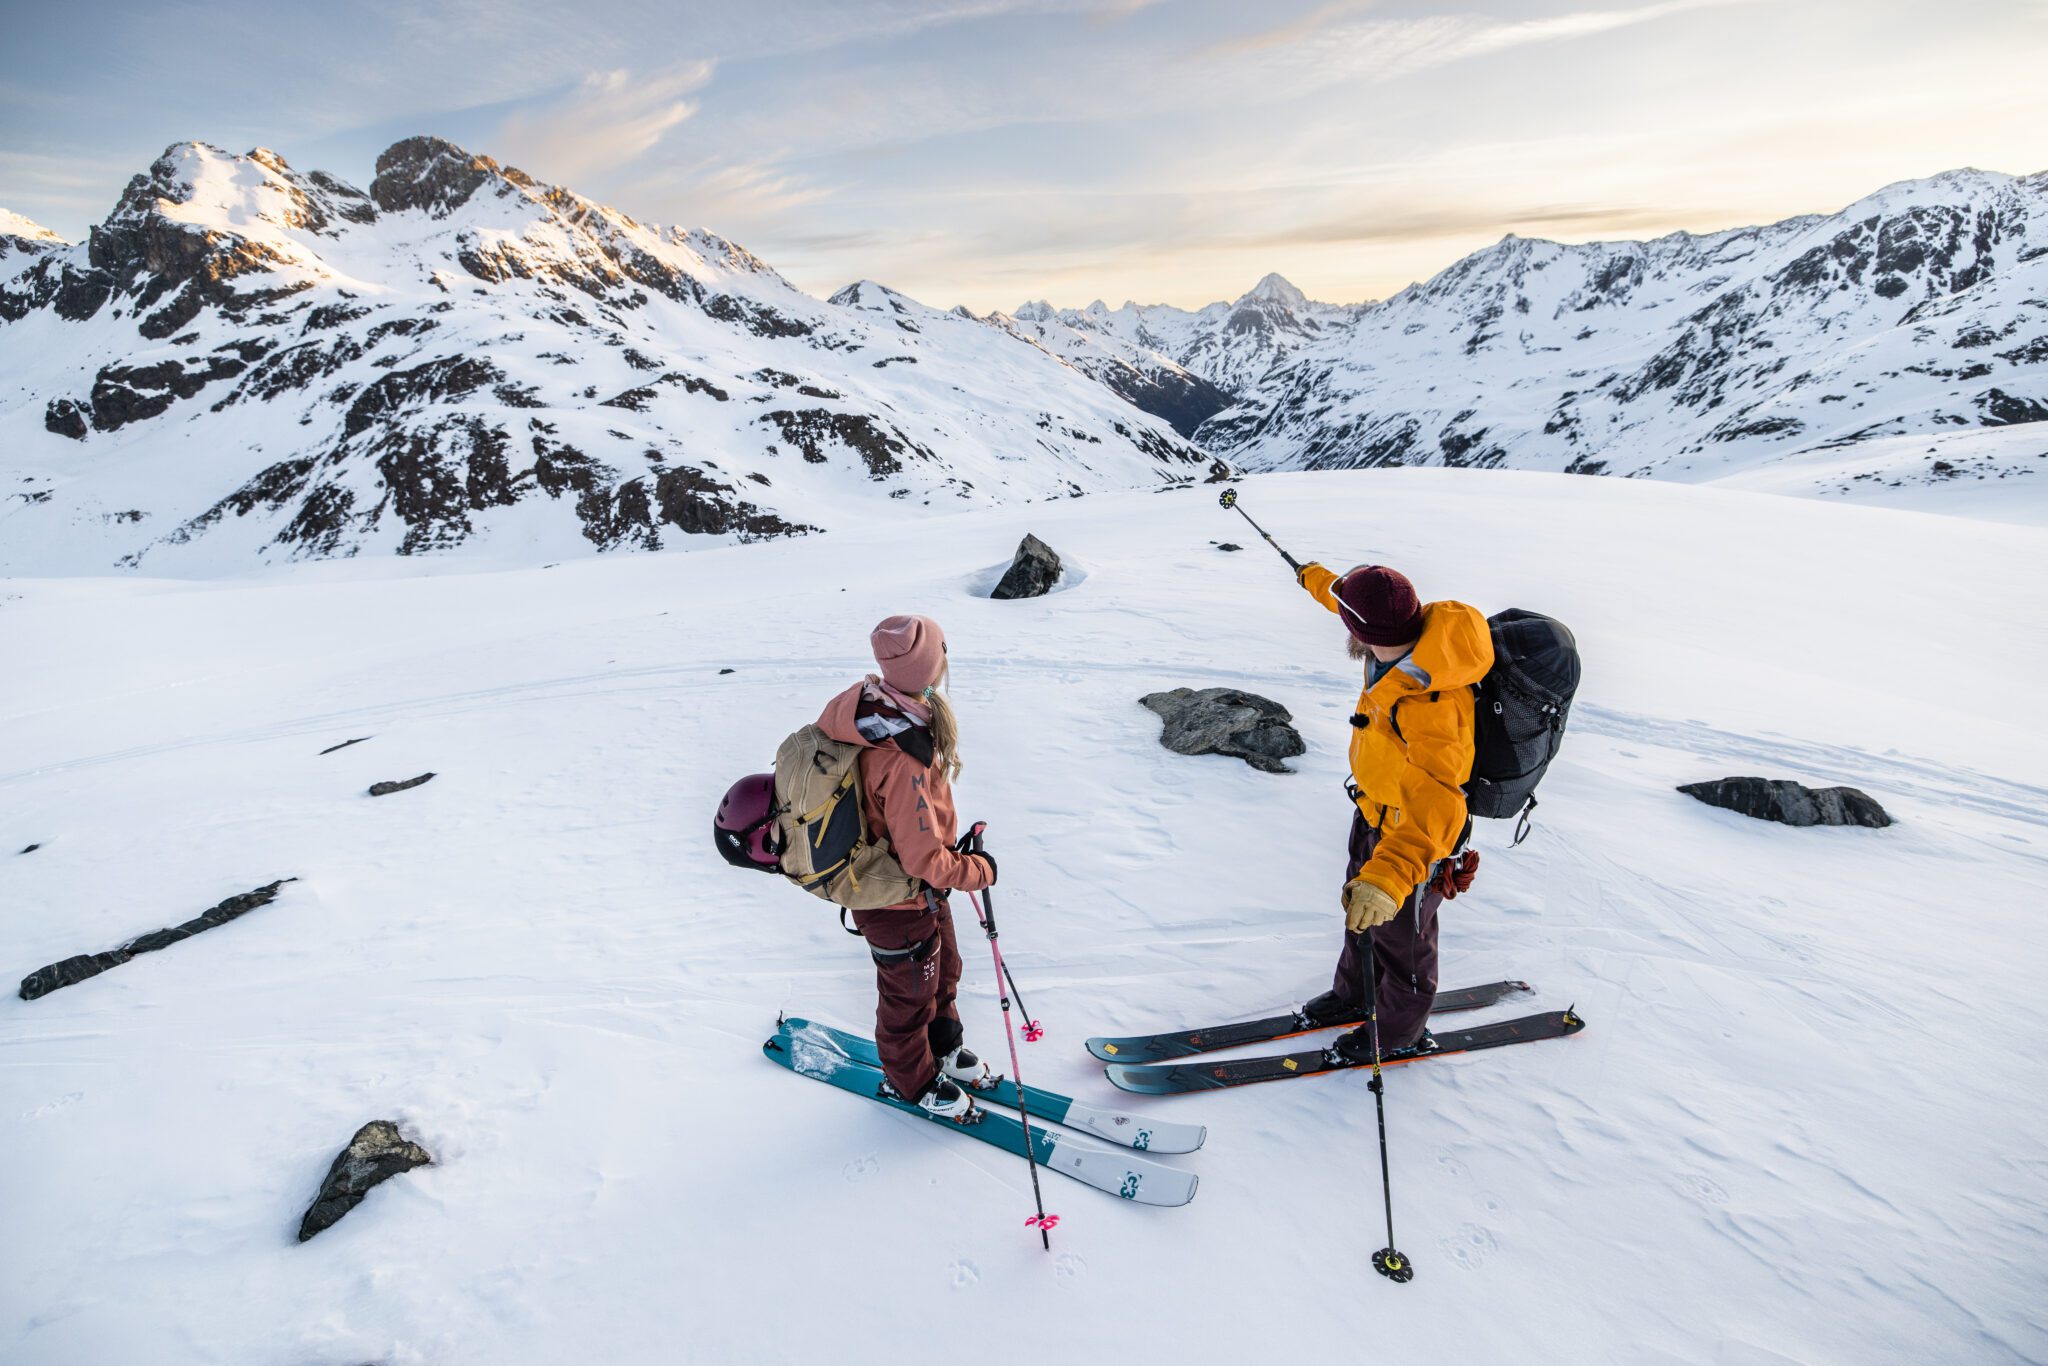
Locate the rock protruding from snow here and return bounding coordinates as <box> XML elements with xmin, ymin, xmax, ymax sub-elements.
<box><xmin>368</xmin><ymin>772</ymin><xmax>435</xmax><ymax>797</ymax></box>
<box><xmin>1679</xmin><ymin>777</ymin><xmax>1893</xmax><ymax>828</ymax></box>
<box><xmin>17</xmin><ymin>878</ymin><xmax>297</xmax><ymax>1000</ymax></box>
<box><xmin>1139</xmin><ymin>688</ymin><xmax>1306</xmax><ymax>774</ymax></box>
<box><xmin>990</xmin><ymin>534</ymin><xmax>1063</xmax><ymax>599</ymax></box>
<box><xmin>297</xmin><ymin>1121</ymin><xmax>433</xmax><ymax>1242</ymax></box>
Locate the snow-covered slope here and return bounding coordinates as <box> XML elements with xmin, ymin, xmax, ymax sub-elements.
<box><xmin>1010</xmin><ymin>272</ymin><xmax>1369</xmax><ymax>401</ymax></box>
<box><xmin>4</xmin><ymin>470</ymin><xmax>2043</xmax><ymax>1364</ymax></box>
<box><xmin>1201</xmin><ymin>171</ymin><xmax>2048</xmax><ymax>509</ymax></box>
<box><xmin>0</xmin><ymin>140</ymin><xmax>1221</xmax><ymax>574</ymax></box>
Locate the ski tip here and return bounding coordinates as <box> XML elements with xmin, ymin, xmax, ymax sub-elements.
<box><xmin>1560</xmin><ymin>1005</ymin><xmax>1587</xmax><ymax>1031</ymax></box>
<box><xmin>1507</xmin><ymin>979</ymin><xmax>1534</xmax><ymax>994</ymax></box>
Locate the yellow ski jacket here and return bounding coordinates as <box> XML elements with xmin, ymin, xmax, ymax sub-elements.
<box><xmin>1300</xmin><ymin>564</ymin><xmax>1495</xmax><ymax>902</ymax></box>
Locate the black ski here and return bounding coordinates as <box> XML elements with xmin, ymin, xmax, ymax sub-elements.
<box><xmin>1085</xmin><ymin>979</ymin><xmax>1533</xmax><ymax>1064</ymax></box>
<box><xmin>1103</xmin><ymin>1008</ymin><xmax>1585</xmax><ymax>1095</ymax></box>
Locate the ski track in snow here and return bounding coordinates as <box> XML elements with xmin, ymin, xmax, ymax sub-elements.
<box><xmin>2</xmin><ymin>469</ymin><xmax>2045</xmax><ymax>1364</ymax></box>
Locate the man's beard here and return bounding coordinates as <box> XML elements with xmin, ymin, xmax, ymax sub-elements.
<box><xmin>1347</xmin><ymin>635</ymin><xmax>1370</xmax><ymax>662</ymax></box>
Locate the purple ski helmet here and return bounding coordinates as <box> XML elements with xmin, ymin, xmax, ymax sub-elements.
<box><xmin>714</xmin><ymin>773</ymin><xmax>781</xmax><ymax>873</ymax></box>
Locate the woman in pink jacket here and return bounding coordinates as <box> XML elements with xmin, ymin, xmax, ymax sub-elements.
<box><xmin>815</xmin><ymin>615</ymin><xmax>998</xmax><ymax>1120</ymax></box>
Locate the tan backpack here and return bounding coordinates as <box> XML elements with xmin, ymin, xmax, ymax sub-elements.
<box><xmin>772</xmin><ymin>724</ymin><xmax>923</xmax><ymax>911</ymax></box>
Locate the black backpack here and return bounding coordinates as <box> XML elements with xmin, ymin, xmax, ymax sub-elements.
<box><xmin>1465</xmin><ymin>609</ymin><xmax>1580</xmax><ymax>843</ymax></box>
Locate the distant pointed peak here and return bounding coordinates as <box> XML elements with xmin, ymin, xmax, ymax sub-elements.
<box><xmin>1012</xmin><ymin>299</ymin><xmax>1056</xmax><ymax>321</ymax></box>
<box><xmin>0</xmin><ymin>208</ymin><xmax>64</xmax><ymax>244</ymax></box>
<box><xmin>1236</xmin><ymin>272</ymin><xmax>1309</xmax><ymax>310</ymax></box>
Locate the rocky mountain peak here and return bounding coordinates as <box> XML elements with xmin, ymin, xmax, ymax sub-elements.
<box><xmin>1237</xmin><ymin>272</ymin><xmax>1309</xmax><ymax>311</ymax></box>
<box><xmin>371</xmin><ymin>136</ymin><xmax>536</xmax><ymax>218</ymax></box>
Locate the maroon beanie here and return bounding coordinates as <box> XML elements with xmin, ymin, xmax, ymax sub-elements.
<box><xmin>1334</xmin><ymin>566</ymin><xmax>1423</xmax><ymax>646</ymax></box>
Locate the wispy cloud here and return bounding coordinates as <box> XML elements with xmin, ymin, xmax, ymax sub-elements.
<box><xmin>1200</xmin><ymin>1</ymin><xmax>1377</xmax><ymax>57</ymax></box>
<box><xmin>1203</xmin><ymin>0</ymin><xmax>1769</xmax><ymax>89</ymax></box>
<box><xmin>495</xmin><ymin>64</ymin><xmax>714</xmax><ymax>184</ymax></box>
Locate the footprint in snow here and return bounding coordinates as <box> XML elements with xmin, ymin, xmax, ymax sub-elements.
<box><xmin>1438</xmin><ymin>1222</ymin><xmax>1500</xmax><ymax>1270</ymax></box>
<box><xmin>1677</xmin><ymin>1171</ymin><xmax>1730</xmax><ymax>1206</ymax></box>
<box><xmin>949</xmin><ymin>1259</ymin><xmax>981</xmax><ymax>1290</ymax></box>
<box><xmin>843</xmin><ymin>1154</ymin><xmax>879</xmax><ymax>1182</ymax></box>
<box><xmin>1435</xmin><ymin>1150</ymin><xmax>1468</xmax><ymax>1179</ymax></box>
<box><xmin>1055</xmin><ymin>1253</ymin><xmax>1088</xmax><ymax>1283</ymax></box>
<box><xmin>26</xmin><ymin>1092</ymin><xmax>83</xmax><ymax>1120</ymax></box>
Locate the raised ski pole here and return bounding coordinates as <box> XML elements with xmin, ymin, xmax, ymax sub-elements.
<box><xmin>1362</xmin><ymin>932</ymin><xmax>1414</xmax><ymax>1283</ymax></box>
<box><xmin>1218</xmin><ymin>487</ymin><xmax>1302</xmax><ymax>573</ymax></box>
<box><xmin>964</xmin><ymin>823</ymin><xmax>1056</xmax><ymax>1248</ymax></box>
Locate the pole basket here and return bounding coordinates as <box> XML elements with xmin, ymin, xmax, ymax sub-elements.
<box><xmin>1219</xmin><ymin>488</ymin><xmax>1239</xmax><ymax>507</ymax></box>
<box><xmin>1373</xmin><ymin>1247</ymin><xmax>1415</xmax><ymax>1283</ymax></box>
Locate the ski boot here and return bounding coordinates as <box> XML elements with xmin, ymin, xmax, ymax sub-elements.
<box><xmin>879</xmin><ymin>1074</ymin><xmax>982</xmax><ymax>1123</ymax></box>
<box><xmin>940</xmin><ymin>1043</ymin><xmax>999</xmax><ymax>1092</ymax></box>
<box><xmin>1300</xmin><ymin>990</ymin><xmax>1364</xmax><ymax>1029</ymax></box>
<box><xmin>1331</xmin><ymin>1027</ymin><xmax>1439</xmax><ymax>1066</ymax></box>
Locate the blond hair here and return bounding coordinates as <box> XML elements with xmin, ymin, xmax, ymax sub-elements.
<box><xmin>926</xmin><ymin>663</ymin><xmax>963</xmax><ymax>782</ymax></box>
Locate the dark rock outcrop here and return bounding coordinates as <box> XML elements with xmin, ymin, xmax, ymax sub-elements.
<box><xmin>370</xmin><ymin>136</ymin><xmax>532</xmax><ymax>218</ymax></box>
<box><xmin>44</xmin><ymin>398</ymin><xmax>89</xmax><ymax>440</ymax></box>
<box><xmin>319</xmin><ymin>736</ymin><xmax>371</xmax><ymax>755</ymax></box>
<box><xmin>1139</xmin><ymin>688</ymin><xmax>1306</xmax><ymax>774</ymax></box>
<box><xmin>90</xmin><ymin>355</ymin><xmax>248</xmax><ymax>431</ymax></box>
<box><xmin>1678</xmin><ymin>777</ymin><xmax>1892</xmax><ymax>828</ymax></box>
<box><xmin>297</xmin><ymin>1121</ymin><xmax>433</xmax><ymax>1242</ymax></box>
<box><xmin>18</xmin><ymin>878</ymin><xmax>297</xmax><ymax>1001</ymax></box>
<box><xmin>18</xmin><ymin>843</ymin><xmax>39</xmax><ymax>855</ymax></box>
<box><xmin>990</xmin><ymin>534</ymin><xmax>1064</xmax><ymax>599</ymax></box>
<box><xmin>368</xmin><ymin>772</ymin><xmax>435</xmax><ymax>797</ymax></box>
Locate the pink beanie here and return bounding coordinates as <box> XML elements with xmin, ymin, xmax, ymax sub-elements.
<box><xmin>871</xmin><ymin>615</ymin><xmax>947</xmax><ymax>693</ymax></box>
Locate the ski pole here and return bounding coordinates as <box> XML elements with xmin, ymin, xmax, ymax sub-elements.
<box><xmin>1361</xmin><ymin>929</ymin><xmax>1414</xmax><ymax>1283</ymax></box>
<box><xmin>1218</xmin><ymin>487</ymin><xmax>1303</xmax><ymax>573</ymax></box>
<box><xmin>964</xmin><ymin>823</ymin><xmax>1056</xmax><ymax>1248</ymax></box>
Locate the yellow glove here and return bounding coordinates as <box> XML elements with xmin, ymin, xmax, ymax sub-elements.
<box><xmin>1296</xmin><ymin>559</ymin><xmax>1322</xmax><ymax>587</ymax></box>
<box><xmin>1343</xmin><ymin>878</ymin><xmax>1400</xmax><ymax>933</ymax></box>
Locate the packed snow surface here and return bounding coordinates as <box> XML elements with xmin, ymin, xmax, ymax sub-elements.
<box><xmin>3</xmin><ymin>470</ymin><xmax>2045</xmax><ymax>1363</ymax></box>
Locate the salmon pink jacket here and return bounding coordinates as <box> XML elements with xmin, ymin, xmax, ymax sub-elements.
<box><xmin>817</xmin><ymin>680</ymin><xmax>994</xmax><ymax>910</ymax></box>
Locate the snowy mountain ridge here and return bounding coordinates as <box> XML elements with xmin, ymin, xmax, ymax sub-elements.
<box><xmin>1195</xmin><ymin>168</ymin><xmax>2048</xmax><ymax>506</ymax></box>
<box><xmin>0</xmin><ymin>138</ymin><xmax>1221</xmax><ymax>574</ymax></box>
<box><xmin>1005</xmin><ymin>273</ymin><xmax>1371</xmax><ymax>407</ymax></box>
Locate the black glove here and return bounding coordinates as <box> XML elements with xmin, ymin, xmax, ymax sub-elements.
<box><xmin>971</xmin><ymin>850</ymin><xmax>998</xmax><ymax>886</ymax></box>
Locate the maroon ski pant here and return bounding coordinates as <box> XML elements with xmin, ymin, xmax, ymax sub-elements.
<box><xmin>850</xmin><ymin>896</ymin><xmax>964</xmax><ymax>1101</ymax></box>
<box><xmin>1331</xmin><ymin>811</ymin><xmax>1442</xmax><ymax>1051</ymax></box>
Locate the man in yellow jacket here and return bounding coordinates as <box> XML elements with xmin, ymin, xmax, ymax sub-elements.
<box><xmin>1295</xmin><ymin>561</ymin><xmax>1495</xmax><ymax>1060</ymax></box>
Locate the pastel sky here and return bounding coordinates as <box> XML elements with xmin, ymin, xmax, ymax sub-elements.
<box><xmin>2</xmin><ymin>0</ymin><xmax>2042</xmax><ymax>311</ymax></box>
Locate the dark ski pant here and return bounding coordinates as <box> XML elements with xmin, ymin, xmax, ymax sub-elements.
<box><xmin>850</xmin><ymin>896</ymin><xmax>964</xmax><ymax>1101</ymax></box>
<box><xmin>1331</xmin><ymin>812</ymin><xmax>1441</xmax><ymax>1051</ymax></box>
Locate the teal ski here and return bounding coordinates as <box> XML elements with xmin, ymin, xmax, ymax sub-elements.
<box><xmin>765</xmin><ymin>1028</ymin><xmax>1197</xmax><ymax>1207</ymax></box>
<box><xmin>781</xmin><ymin>1016</ymin><xmax>1204</xmax><ymax>1154</ymax></box>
